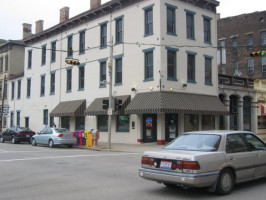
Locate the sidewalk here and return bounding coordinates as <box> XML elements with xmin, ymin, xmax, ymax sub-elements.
<box><xmin>81</xmin><ymin>141</ymin><xmax>165</xmax><ymax>153</ymax></box>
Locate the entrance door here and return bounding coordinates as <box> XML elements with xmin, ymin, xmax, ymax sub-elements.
<box><xmin>143</xmin><ymin>114</ymin><xmax>157</xmax><ymax>143</ymax></box>
<box><xmin>165</xmin><ymin>114</ymin><xmax>178</xmax><ymax>142</ymax></box>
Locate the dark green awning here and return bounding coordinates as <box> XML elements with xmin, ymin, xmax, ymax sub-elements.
<box><xmin>125</xmin><ymin>91</ymin><xmax>228</xmax><ymax>115</ymax></box>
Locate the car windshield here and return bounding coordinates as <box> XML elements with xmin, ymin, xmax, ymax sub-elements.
<box><xmin>54</xmin><ymin>128</ymin><xmax>71</xmax><ymax>134</ymax></box>
<box><xmin>164</xmin><ymin>134</ymin><xmax>221</xmax><ymax>151</ymax></box>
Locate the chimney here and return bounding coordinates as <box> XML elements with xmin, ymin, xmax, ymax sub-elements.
<box><xmin>23</xmin><ymin>23</ymin><xmax>32</xmax><ymax>39</ymax></box>
<box><xmin>91</xmin><ymin>0</ymin><xmax>101</xmax><ymax>9</ymax></box>
<box><xmin>35</xmin><ymin>20</ymin><xmax>44</xmax><ymax>34</ymax></box>
<box><xmin>60</xmin><ymin>7</ymin><xmax>70</xmax><ymax>23</ymax></box>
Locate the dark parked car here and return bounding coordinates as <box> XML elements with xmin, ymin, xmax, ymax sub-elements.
<box><xmin>0</xmin><ymin>127</ymin><xmax>36</xmax><ymax>144</ymax></box>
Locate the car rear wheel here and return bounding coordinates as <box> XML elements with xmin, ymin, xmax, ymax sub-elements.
<box><xmin>31</xmin><ymin>138</ymin><xmax>37</xmax><ymax>146</ymax></box>
<box><xmin>216</xmin><ymin>168</ymin><xmax>234</xmax><ymax>195</ymax></box>
<box><xmin>49</xmin><ymin>140</ymin><xmax>54</xmax><ymax>148</ymax></box>
<box><xmin>0</xmin><ymin>137</ymin><xmax>4</xmax><ymax>143</ymax></box>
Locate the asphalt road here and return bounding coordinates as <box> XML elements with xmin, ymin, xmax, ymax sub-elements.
<box><xmin>1</xmin><ymin>142</ymin><xmax>266</xmax><ymax>200</ymax></box>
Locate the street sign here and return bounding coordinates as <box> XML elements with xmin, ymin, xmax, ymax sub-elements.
<box><xmin>107</xmin><ymin>108</ymin><xmax>112</xmax><ymax>116</ymax></box>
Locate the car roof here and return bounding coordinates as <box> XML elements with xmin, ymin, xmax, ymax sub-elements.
<box><xmin>183</xmin><ymin>130</ymin><xmax>253</xmax><ymax>136</ymax></box>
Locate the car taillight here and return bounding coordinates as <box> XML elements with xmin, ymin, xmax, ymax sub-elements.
<box><xmin>182</xmin><ymin>161</ymin><xmax>200</xmax><ymax>170</ymax></box>
<box><xmin>58</xmin><ymin>134</ymin><xmax>63</xmax><ymax>138</ymax></box>
<box><xmin>141</xmin><ymin>157</ymin><xmax>154</xmax><ymax>166</ymax></box>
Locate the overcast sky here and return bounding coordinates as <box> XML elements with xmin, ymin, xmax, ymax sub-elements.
<box><xmin>0</xmin><ymin>0</ymin><xmax>265</xmax><ymax>40</ymax></box>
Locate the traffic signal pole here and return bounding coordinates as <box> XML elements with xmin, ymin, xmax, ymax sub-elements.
<box><xmin>107</xmin><ymin>14</ymin><xmax>113</xmax><ymax>149</ymax></box>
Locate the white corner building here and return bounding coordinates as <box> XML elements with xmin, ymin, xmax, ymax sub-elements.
<box><xmin>8</xmin><ymin>0</ymin><xmax>227</xmax><ymax>145</ymax></box>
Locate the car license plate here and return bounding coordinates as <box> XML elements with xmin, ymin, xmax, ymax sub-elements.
<box><xmin>26</xmin><ymin>135</ymin><xmax>30</xmax><ymax>138</ymax></box>
<box><xmin>160</xmin><ymin>161</ymin><xmax>172</xmax><ymax>170</ymax></box>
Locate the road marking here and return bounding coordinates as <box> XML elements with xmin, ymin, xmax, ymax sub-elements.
<box><xmin>0</xmin><ymin>152</ymin><xmax>140</xmax><ymax>162</ymax></box>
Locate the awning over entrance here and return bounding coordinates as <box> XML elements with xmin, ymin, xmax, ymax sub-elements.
<box><xmin>50</xmin><ymin>99</ymin><xmax>86</xmax><ymax>117</ymax></box>
<box><xmin>125</xmin><ymin>91</ymin><xmax>229</xmax><ymax>115</ymax></box>
<box><xmin>84</xmin><ymin>95</ymin><xmax>131</xmax><ymax>116</ymax></box>
<box><xmin>261</xmin><ymin>104</ymin><xmax>266</xmax><ymax>116</ymax></box>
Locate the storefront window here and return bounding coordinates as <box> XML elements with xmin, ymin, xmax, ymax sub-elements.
<box><xmin>98</xmin><ymin>115</ymin><xmax>108</xmax><ymax>132</ymax></box>
<box><xmin>202</xmin><ymin>115</ymin><xmax>215</xmax><ymax>130</ymax></box>
<box><xmin>184</xmin><ymin>114</ymin><xmax>199</xmax><ymax>132</ymax></box>
<box><xmin>258</xmin><ymin>116</ymin><xmax>266</xmax><ymax>129</ymax></box>
<box><xmin>76</xmin><ymin>116</ymin><xmax>85</xmax><ymax>130</ymax></box>
<box><xmin>117</xmin><ymin>115</ymin><xmax>130</xmax><ymax>132</ymax></box>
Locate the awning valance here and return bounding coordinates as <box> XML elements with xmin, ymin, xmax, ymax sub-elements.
<box><xmin>50</xmin><ymin>99</ymin><xmax>86</xmax><ymax>117</ymax></box>
<box><xmin>125</xmin><ymin>91</ymin><xmax>229</xmax><ymax>115</ymax></box>
<box><xmin>85</xmin><ymin>95</ymin><xmax>131</xmax><ymax>116</ymax></box>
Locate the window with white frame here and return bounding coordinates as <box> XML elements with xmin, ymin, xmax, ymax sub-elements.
<box><xmin>248</xmin><ymin>58</ymin><xmax>254</xmax><ymax>74</ymax></box>
<box><xmin>261</xmin><ymin>31</ymin><xmax>266</xmax><ymax>46</ymax></box>
<box><xmin>262</xmin><ymin>57</ymin><xmax>266</xmax><ymax>73</ymax></box>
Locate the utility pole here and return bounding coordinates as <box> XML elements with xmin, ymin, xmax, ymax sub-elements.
<box><xmin>107</xmin><ymin>14</ymin><xmax>113</xmax><ymax>149</ymax></box>
<box><xmin>0</xmin><ymin>75</ymin><xmax>6</xmax><ymax>131</ymax></box>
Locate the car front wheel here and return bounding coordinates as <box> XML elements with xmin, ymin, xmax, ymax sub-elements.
<box><xmin>11</xmin><ymin>137</ymin><xmax>17</xmax><ymax>144</ymax></box>
<box><xmin>216</xmin><ymin>168</ymin><xmax>234</xmax><ymax>195</ymax></box>
<box><xmin>31</xmin><ymin>138</ymin><xmax>37</xmax><ymax>146</ymax></box>
<box><xmin>49</xmin><ymin>140</ymin><xmax>54</xmax><ymax>148</ymax></box>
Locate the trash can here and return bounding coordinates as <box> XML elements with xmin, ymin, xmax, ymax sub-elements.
<box><xmin>84</xmin><ymin>130</ymin><xmax>92</xmax><ymax>147</ymax></box>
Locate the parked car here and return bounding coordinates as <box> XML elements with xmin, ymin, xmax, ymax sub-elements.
<box><xmin>31</xmin><ymin>127</ymin><xmax>76</xmax><ymax>148</ymax></box>
<box><xmin>139</xmin><ymin>130</ymin><xmax>266</xmax><ymax>195</ymax></box>
<box><xmin>0</xmin><ymin>127</ymin><xmax>36</xmax><ymax>144</ymax></box>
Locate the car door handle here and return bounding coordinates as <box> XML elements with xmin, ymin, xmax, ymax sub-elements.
<box><xmin>229</xmin><ymin>157</ymin><xmax>235</xmax><ymax>161</ymax></box>
<box><xmin>257</xmin><ymin>154</ymin><xmax>261</xmax><ymax>158</ymax></box>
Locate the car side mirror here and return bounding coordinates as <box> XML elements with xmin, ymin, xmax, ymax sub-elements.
<box><xmin>37</xmin><ymin>132</ymin><xmax>40</xmax><ymax>135</ymax></box>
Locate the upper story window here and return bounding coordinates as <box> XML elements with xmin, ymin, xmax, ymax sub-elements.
<box><xmin>28</xmin><ymin>50</ymin><xmax>32</xmax><ymax>69</ymax></box>
<box><xmin>247</xmin><ymin>34</ymin><xmax>253</xmax><ymax>49</ymax></box>
<box><xmin>115</xmin><ymin>58</ymin><xmax>122</xmax><ymax>85</ymax></box>
<box><xmin>262</xmin><ymin>57</ymin><xmax>266</xmax><ymax>73</ymax></box>
<box><xmin>143</xmin><ymin>5</ymin><xmax>154</xmax><ymax>36</ymax></box>
<box><xmin>79</xmin><ymin>31</ymin><xmax>85</xmax><ymax>54</ymax></box>
<box><xmin>41</xmin><ymin>45</ymin><xmax>46</xmax><ymax>65</ymax></box>
<box><xmin>17</xmin><ymin>80</ymin><xmax>21</xmax><ymax>99</ymax></box>
<box><xmin>0</xmin><ymin>57</ymin><xmax>3</xmax><ymax>73</ymax></box>
<box><xmin>51</xmin><ymin>41</ymin><xmax>56</xmax><ymax>62</ymax></box>
<box><xmin>100</xmin><ymin>23</ymin><xmax>107</xmax><ymax>47</ymax></box>
<box><xmin>166</xmin><ymin>47</ymin><xmax>178</xmax><ymax>80</ymax></box>
<box><xmin>187</xmin><ymin>51</ymin><xmax>196</xmax><ymax>83</ymax></box>
<box><xmin>5</xmin><ymin>55</ymin><xmax>8</xmax><ymax>72</ymax></box>
<box><xmin>166</xmin><ymin>4</ymin><xmax>177</xmax><ymax>35</ymax></box>
<box><xmin>185</xmin><ymin>10</ymin><xmax>195</xmax><ymax>40</ymax></box>
<box><xmin>115</xmin><ymin>17</ymin><xmax>123</xmax><ymax>44</ymax></box>
<box><xmin>100</xmin><ymin>61</ymin><xmax>107</xmax><ymax>87</ymax></box>
<box><xmin>261</xmin><ymin>31</ymin><xmax>266</xmax><ymax>47</ymax></box>
<box><xmin>40</xmin><ymin>75</ymin><xmax>45</xmax><ymax>96</ymax></box>
<box><xmin>50</xmin><ymin>72</ymin><xmax>55</xmax><ymax>95</ymax></box>
<box><xmin>66</xmin><ymin>68</ymin><xmax>72</xmax><ymax>92</ymax></box>
<box><xmin>67</xmin><ymin>35</ymin><xmax>73</xmax><ymax>57</ymax></box>
<box><xmin>79</xmin><ymin>66</ymin><xmax>85</xmax><ymax>90</ymax></box>
<box><xmin>204</xmin><ymin>55</ymin><xmax>212</xmax><ymax>85</ymax></box>
<box><xmin>232</xmin><ymin>37</ymin><xmax>238</xmax><ymax>52</ymax></box>
<box><xmin>143</xmin><ymin>48</ymin><xmax>154</xmax><ymax>81</ymax></box>
<box><xmin>11</xmin><ymin>81</ymin><xmax>15</xmax><ymax>100</ymax></box>
<box><xmin>232</xmin><ymin>61</ymin><xmax>238</xmax><ymax>75</ymax></box>
<box><xmin>27</xmin><ymin>78</ymin><xmax>31</xmax><ymax>98</ymax></box>
<box><xmin>248</xmin><ymin>58</ymin><xmax>254</xmax><ymax>74</ymax></box>
<box><xmin>203</xmin><ymin>16</ymin><xmax>212</xmax><ymax>44</ymax></box>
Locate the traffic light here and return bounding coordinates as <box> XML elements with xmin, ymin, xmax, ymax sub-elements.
<box><xmin>65</xmin><ymin>58</ymin><xmax>80</xmax><ymax>65</ymax></box>
<box><xmin>249</xmin><ymin>50</ymin><xmax>266</xmax><ymax>57</ymax></box>
<box><xmin>115</xmin><ymin>99</ymin><xmax>123</xmax><ymax>111</ymax></box>
<box><xmin>103</xmin><ymin>99</ymin><xmax>109</xmax><ymax>110</ymax></box>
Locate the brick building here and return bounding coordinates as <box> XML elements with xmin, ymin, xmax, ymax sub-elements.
<box><xmin>217</xmin><ymin>11</ymin><xmax>266</xmax><ymax>79</ymax></box>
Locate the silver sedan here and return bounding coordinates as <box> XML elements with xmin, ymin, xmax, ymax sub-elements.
<box><xmin>139</xmin><ymin>130</ymin><xmax>266</xmax><ymax>195</ymax></box>
<box><xmin>31</xmin><ymin>127</ymin><xmax>76</xmax><ymax>148</ymax></box>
